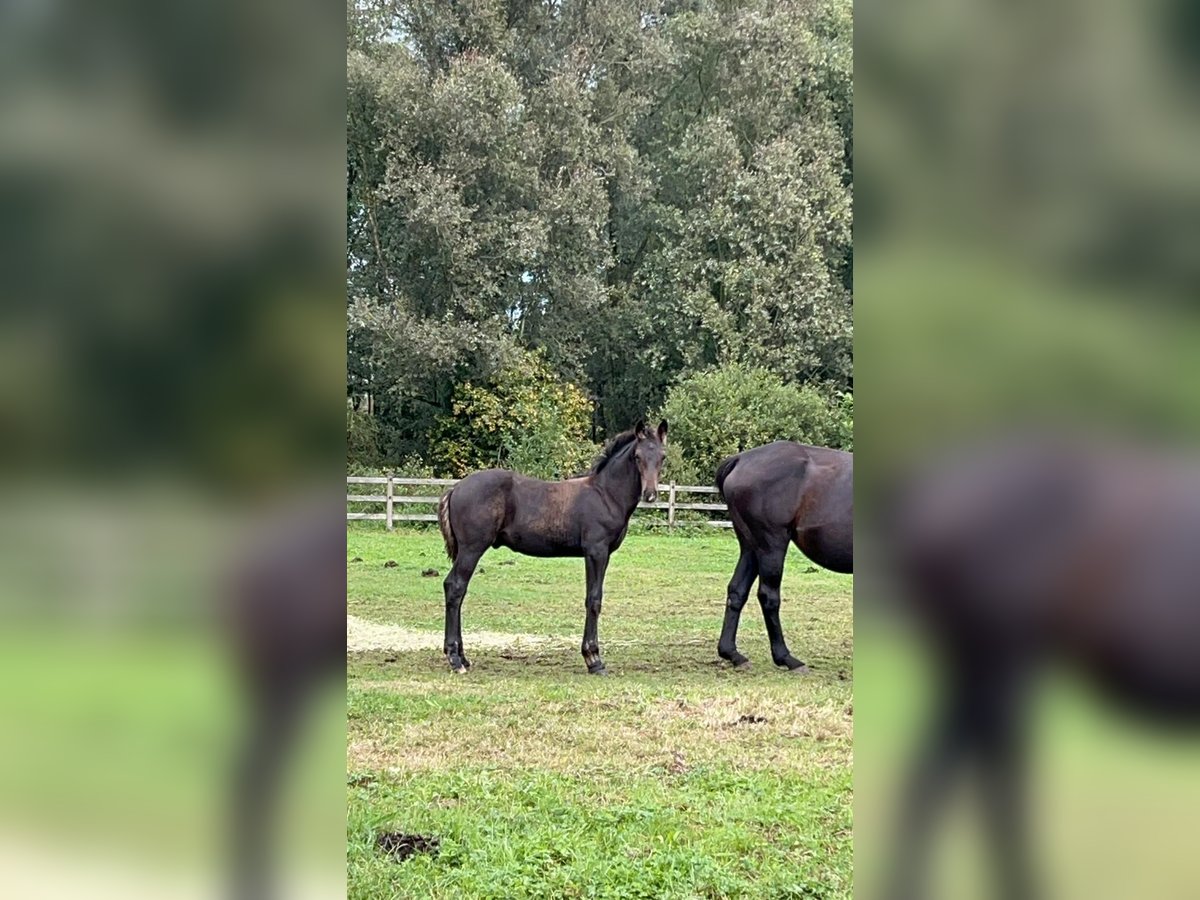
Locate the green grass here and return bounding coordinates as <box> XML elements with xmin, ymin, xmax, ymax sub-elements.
<box><xmin>347</xmin><ymin>526</ymin><xmax>853</xmax><ymax>899</ymax></box>
<box><xmin>0</xmin><ymin>628</ymin><xmax>346</xmax><ymax>881</ymax></box>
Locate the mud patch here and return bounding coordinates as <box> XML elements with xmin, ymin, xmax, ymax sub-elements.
<box><xmin>648</xmin><ymin>696</ymin><xmax>851</xmax><ymax>741</ymax></box>
<box><xmin>377</xmin><ymin>832</ymin><xmax>440</xmax><ymax>862</ymax></box>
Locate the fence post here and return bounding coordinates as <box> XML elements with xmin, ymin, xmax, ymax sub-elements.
<box><xmin>668</xmin><ymin>483</ymin><xmax>676</xmax><ymax>531</ymax></box>
<box><xmin>385</xmin><ymin>476</ymin><xmax>394</xmax><ymax>530</ymax></box>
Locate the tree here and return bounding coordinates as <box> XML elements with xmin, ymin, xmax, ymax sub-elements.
<box><xmin>347</xmin><ymin>0</ymin><xmax>853</xmax><ymax>466</ymax></box>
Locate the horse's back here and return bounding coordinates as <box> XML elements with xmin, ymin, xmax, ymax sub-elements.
<box><xmin>723</xmin><ymin>442</ymin><xmax>851</xmax><ymax>514</ymax></box>
<box><xmin>452</xmin><ymin>468</ymin><xmax>515</xmax><ymax>503</ymax></box>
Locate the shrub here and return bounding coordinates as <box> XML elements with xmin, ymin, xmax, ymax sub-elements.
<box><xmin>657</xmin><ymin>364</ymin><xmax>849</xmax><ymax>482</ymax></box>
<box><xmin>830</xmin><ymin>391</ymin><xmax>854</xmax><ymax>451</ymax></box>
<box><xmin>431</xmin><ymin>350</ymin><xmax>597</xmax><ymax>478</ymax></box>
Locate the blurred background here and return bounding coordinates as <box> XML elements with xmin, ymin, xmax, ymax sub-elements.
<box><xmin>856</xmin><ymin>0</ymin><xmax>1200</xmax><ymax>896</ymax></box>
<box><xmin>0</xmin><ymin>0</ymin><xmax>346</xmax><ymax>897</ymax></box>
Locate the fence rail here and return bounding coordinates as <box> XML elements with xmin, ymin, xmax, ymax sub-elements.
<box><xmin>346</xmin><ymin>476</ymin><xmax>731</xmax><ymax>529</ymax></box>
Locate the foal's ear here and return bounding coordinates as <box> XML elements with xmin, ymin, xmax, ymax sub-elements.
<box><xmin>634</xmin><ymin>420</ymin><xmax>648</xmax><ymax>439</ymax></box>
<box><xmin>657</xmin><ymin>420</ymin><xmax>668</xmax><ymax>443</ymax></box>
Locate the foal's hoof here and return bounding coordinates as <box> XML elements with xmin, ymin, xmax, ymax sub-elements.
<box><xmin>447</xmin><ymin>655</ymin><xmax>471</xmax><ymax>674</ymax></box>
<box><xmin>586</xmin><ymin>662</ymin><xmax>608</xmax><ymax>676</ymax></box>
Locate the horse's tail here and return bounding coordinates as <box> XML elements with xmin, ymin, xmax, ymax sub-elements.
<box><xmin>715</xmin><ymin>453</ymin><xmax>740</xmax><ymax>501</ymax></box>
<box><xmin>438</xmin><ymin>488</ymin><xmax>458</xmax><ymax>562</ymax></box>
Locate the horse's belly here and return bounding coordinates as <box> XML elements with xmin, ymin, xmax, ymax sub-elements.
<box><xmin>496</xmin><ymin>529</ymin><xmax>582</xmax><ymax>558</ymax></box>
<box><xmin>796</xmin><ymin>526</ymin><xmax>853</xmax><ymax>574</ymax></box>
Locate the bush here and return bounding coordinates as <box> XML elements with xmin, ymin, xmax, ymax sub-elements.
<box><xmin>657</xmin><ymin>364</ymin><xmax>850</xmax><ymax>483</ymax></box>
<box><xmin>431</xmin><ymin>350</ymin><xmax>598</xmax><ymax>478</ymax></box>
<box><xmin>830</xmin><ymin>391</ymin><xmax>854</xmax><ymax>451</ymax></box>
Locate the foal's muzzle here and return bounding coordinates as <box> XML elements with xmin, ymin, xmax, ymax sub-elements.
<box><xmin>642</xmin><ymin>489</ymin><xmax>658</xmax><ymax>503</ymax></box>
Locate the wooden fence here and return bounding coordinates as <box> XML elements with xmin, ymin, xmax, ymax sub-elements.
<box><xmin>346</xmin><ymin>476</ymin><xmax>732</xmax><ymax>529</ymax></box>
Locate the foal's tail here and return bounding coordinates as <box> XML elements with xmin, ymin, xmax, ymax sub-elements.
<box><xmin>715</xmin><ymin>453</ymin><xmax>740</xmax><ymax>501</ymax></box>
<box><xmin>438</xmin><ymin>488</ymin><xmax>457</xmax><ymax>562</ymax></box>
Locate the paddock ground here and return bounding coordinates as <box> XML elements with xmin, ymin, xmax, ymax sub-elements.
<box><xmin>347</xmin><ymin>526</ymin><xmax>853</xmax><ymax>899</ymax></box>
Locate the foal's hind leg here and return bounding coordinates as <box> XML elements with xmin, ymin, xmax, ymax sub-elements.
<box><xmin>718</xmin><ymin>537</ymin><xmax>759</xmax><ymax>667</ymax></box>
<box><xmin>756</xmin><ymin>541</ymin><xmax>807</xmax><ymax>671</ymax></box>
<box><xmin>443</xmin><ymin>546</ymin><xmax>484</xmax><ymax>673</ymax></box>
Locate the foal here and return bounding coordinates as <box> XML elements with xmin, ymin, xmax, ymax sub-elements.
<box><xmin>437</xmin><ymin>420</ymin><xmax>668</xmax><ymax>674</ymax></box>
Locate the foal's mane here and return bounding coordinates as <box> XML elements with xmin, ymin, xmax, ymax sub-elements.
<box><xmin>584</xmin><ymin>429</ymin><xmax>638</xmax><ymax>476</ymax></box>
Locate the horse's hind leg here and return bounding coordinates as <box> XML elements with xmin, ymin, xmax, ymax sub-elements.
<box><xmin>756</xmin><ymin>540</ymin><xmax>807</xmax><ymax>671</ymax></box>
<box><xmin>888</xmin><ymin>646</ymin><xmax>1033</xmax><ymax>900</ymax></box>
<box><xmin>443</xmin><ymin>546</ymin><xmax>484</xmax><ymax>673</ymax></box>
<box><xmin>718</xmin><ymin>535</ymin><xmax>759</xmax><ymax>667</ymax></box>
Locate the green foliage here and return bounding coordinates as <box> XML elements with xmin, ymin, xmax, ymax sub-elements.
<box><xmin>347</xmin><ymin>0</ymin><xmax>852</xmax><ymax>466</ymax></box>
<box><xmin>346</xmin><ymin>401</ymin><xmax>383</xmax><ymax>467</ymax></box>
<box><xmin>432</xmin><ymin>350</ymin><xmax>597</xmax><ymax>478</ymax></box>
<box><xmin>830</xmin><ymin>391</ymin><xmax>854</xmax><ymax>451</ymax></box>
<box><xmin>659</xmin><ymin>364</ymin><xmax>849</xmax><ymax>482</ymax></box>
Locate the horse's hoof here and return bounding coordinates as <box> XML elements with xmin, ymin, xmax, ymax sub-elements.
<box><xmin>719</xmin><ymin>647</ymin><xmax>750</xmax><ymax>668</ymax></box>
<box><xmin>452</xmin><ymin>665</ymin><xmax>468</xmax><ymax>674</ymax></box>
<box><xmin>586</xmin><ymin>663</ymin><xmax>608</xmax><ymax>676</ymax></box>
<box><xmin>778</xmin><ymin>657</ymin><xmax>809</xmax><ymax>674</ymax></box>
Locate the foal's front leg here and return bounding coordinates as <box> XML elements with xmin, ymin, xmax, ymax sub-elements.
<box><xmin>581</xmin><ymin>548</ymin><xmax>610</xmax><ymax>674</ymax></box>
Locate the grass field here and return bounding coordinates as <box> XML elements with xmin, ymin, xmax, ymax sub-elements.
<box><xmin>347</xmin><ymin>525</ymin><xmax>853</xmax><ymax>899</ymax></box>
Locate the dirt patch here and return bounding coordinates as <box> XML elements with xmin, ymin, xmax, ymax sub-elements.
<box><xmin>347</xmin><ymin>615</ymin><xmax>567</xmax><ymax>654</ymax></box>
<box><xmin>648</xmin><ymin>695</ymin><xmax>852</xmax><ymax>740</ymax></box>
<box><xmin>377</xmin><ymin>832</ymin><xmax>439</xmax><ymax>862</ymax></box>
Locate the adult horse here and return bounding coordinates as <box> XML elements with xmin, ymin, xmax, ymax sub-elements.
<box><xmin>714</xmin><ymin>441</ymin><xmax>853</xmax><ymax>671</ymax></box>
<box><xmin>437</xmin><ymin>420</ymin><xmax>668</xmax><ymax>675</ymax></box>
<box><xmin>882</xmin><ymin>435</ymin><xmax>1200</xmax><ymax>900</ymax></box>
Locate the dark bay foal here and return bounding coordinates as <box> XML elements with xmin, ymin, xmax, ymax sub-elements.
<box><xmin>437</xmin><ymin>420</ymin><xmax>668</xmax><ymax>674</ymax></box>
<box><xmin>715</xmin><ymin>441</ymin><xmax>853</xmax><ymax>671</ymax></box>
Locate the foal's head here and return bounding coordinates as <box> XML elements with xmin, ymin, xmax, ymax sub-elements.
<box><xmin>632</xmin><ymin>420</ymin><xmax>669</xmax><ymax>503</ymax></box>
